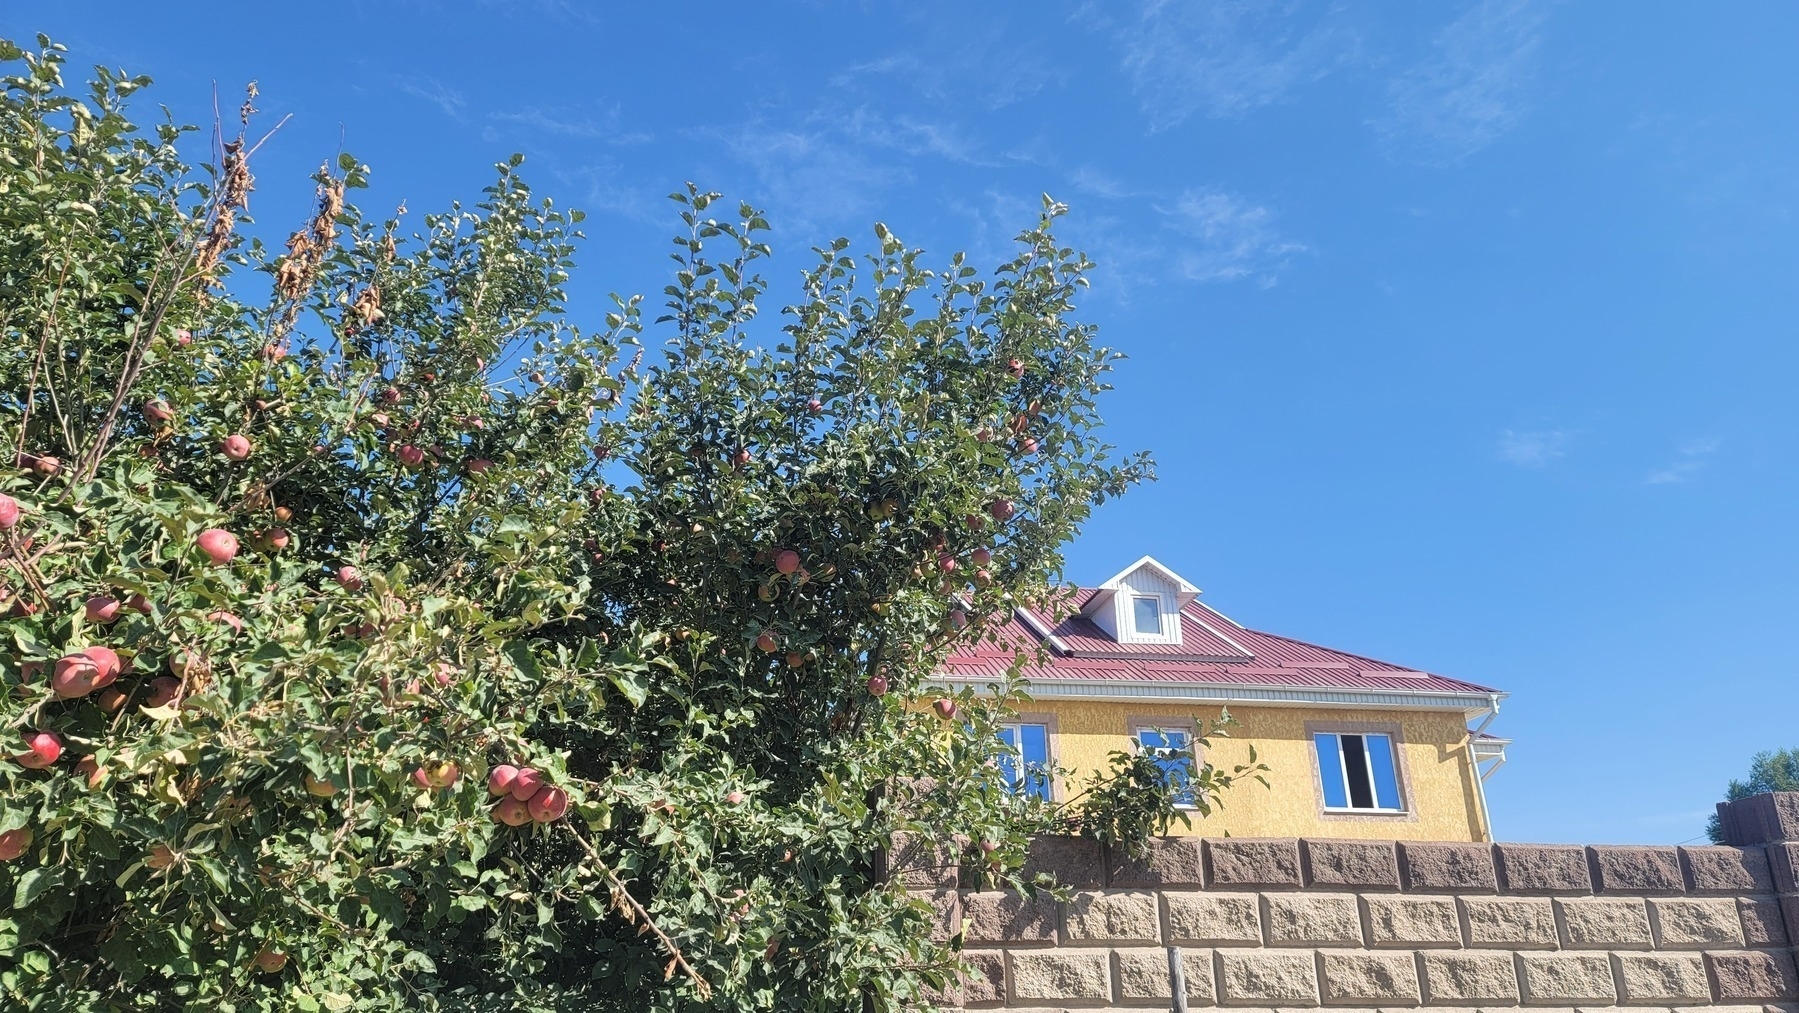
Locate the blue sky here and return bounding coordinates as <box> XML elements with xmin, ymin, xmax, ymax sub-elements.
<box><xmin>17</xmin><ymin>2</ymin><xmax>1798</xmax><ymax>845</ymax></box>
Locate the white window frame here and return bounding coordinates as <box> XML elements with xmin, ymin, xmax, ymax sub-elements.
<box><xmin>1130</xmin><ymin>721</ymin><xmax>1199</xmax><ymax>810</ymax></box>
<box><xmin>997</xmin><ymin>719</ymin><xmax>1057</xmax><ymax>802</ymax></box>
<box><xmin>1311</xmin><ymin>727</ymin><xmax>1408</xmax><ymax>816</ymax></box>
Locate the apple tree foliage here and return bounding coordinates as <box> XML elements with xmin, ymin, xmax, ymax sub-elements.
<box><xmin>0</xmin><ymin>38</ymin><xmax>1261</xmax><ymax>1012</ymax></box>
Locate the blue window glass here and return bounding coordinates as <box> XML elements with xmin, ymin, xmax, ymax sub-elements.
<box><xmin>997</xmin><ymin>723</ymin><xmax>1052</xmax><ymax>801</ymax></box>
<box><xmin>1315</xmin><ymin>731</ymin><xmax>1403</xmax><ymax>812</ymax></box>
<box><xmin>1365</xmin><ymin>733</ymin><xmax>1401</xmax><ymax>810</ymax></box>
<box><xmin>1132</xmin><ymin>596</ymin><xmax>1162</xmax><ymax>634</ymax></box>
<box><xmin>1314</xmin><ymin>733</ymin><xmax>1349</xmax><ymax>809</ymax></box>
<box><xmin>1135</xmin><ymin>727</ymin><xmax>1195</xmax><ymax>806</ymax></box>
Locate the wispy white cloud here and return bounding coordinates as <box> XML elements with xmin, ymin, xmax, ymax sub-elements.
<box><xmin>1647</xmin><ymin>438</ymin><xmax>1720</xmax><ymax>485</ymax></box>
<box><xmin>1378</xmin><ymin>0</ymin><xmax>1547</xmax><ymax>165</ymax></box>
<box><xmin>1497</xmin><ymin>428</ymin><xmax>1566</xmax><ymax>467</ymax></box>
<box><xmin>1084</xmin><ymin>0</ymin><xmax>1359</xmax><ymax>130</ymax></box>
<box><xmin>487</xmin><ymin>104</ymin><xmax>652</xmax><ymax>144</ymax></box>
<box><xmin>1160</xmin><ymin>188</ymin><xmax>1307</xmax><ymax>285</ymax></box>
<box><xmin>700</xmin><ymin>121</ymin><xmax>912</xmax><ymax>235</ymax></box>
<box><xmin>396</xmin><ymin>77</ymin><xmax>466</xmax><ymax>121</ymax></box>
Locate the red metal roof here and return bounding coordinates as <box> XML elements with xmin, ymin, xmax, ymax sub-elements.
<box><xmin>943</xmin><ymin>589</ymin><xmax>1498</xmax><ymax>698</ymax></box>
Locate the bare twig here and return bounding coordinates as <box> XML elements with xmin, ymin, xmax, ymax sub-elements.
<box><xmin>562</xmin><ymin>823</ymin><xmax>712</xmax><ymax>999</ymax></box>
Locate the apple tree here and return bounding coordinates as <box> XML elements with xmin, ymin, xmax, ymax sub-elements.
<box><xmin>0</xmin><ymin>37</ymin><xmax>1260</xmax><ymax>1013</ymax></box>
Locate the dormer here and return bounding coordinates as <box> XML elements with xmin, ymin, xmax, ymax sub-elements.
<box><xmin>1080</xmin><ymin>556</ymin><xmax>1202</xmax><ymax>646</ymax></box>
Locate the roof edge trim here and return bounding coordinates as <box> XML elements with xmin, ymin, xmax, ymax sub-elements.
<box><xmin>936</xmin><ymin>674</ymin><xmax>1507</xmax><ymax>714</ymax></box>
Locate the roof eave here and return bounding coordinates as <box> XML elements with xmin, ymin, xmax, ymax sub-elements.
<box><xmin>936</xmin><ymin>673</ymin><xmax>1506</xmax><ymax>715</ymax></box>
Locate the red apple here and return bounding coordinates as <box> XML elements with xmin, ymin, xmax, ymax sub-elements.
<box><xmin>974</xmin><ymin>568</ymin><xmax>992</xmax><ymax>587</ymax></box>
<box><xmin>731</xmin><ymin>448</ymin><xmax>752</xmax><ymax>469</ymax></box>
<box><xmin>29</xmin><ymin>455</ymin><xmax>60</xmax><ymax>477</ymax></box>
<box><xmin>82</xmin><ymin>647</ymin><xmax>122</xmax><ymax>688</ymax></box>
<box><xmin>254</xmin><ymin>948</ymin><xmax>287</xmax><ymax>974</ymax></box>
<box><xmin>948</xmin><ymin>609</ymin><xmax>968</xmax><ymax>631</ymax></box>
<box><xmin>144</xmin><ymin>675</ymin><xmax>181</xmax><ymax>708</ymax></box>
<box><xmin>529</xmin><ymin>371</ymin><xmax>545</xmax><ymax>384</ymax></box>
<box><xmin>784</xmin><ymin>652</ymin><xmax>806</xmax><ymax>669</ymax></box>
<box><xmin>95</xmin><ymin>687</ymin><xmax>127</xmax><ymax>714</ymax></box>
<box><xmin>980</xmin><ymin>839</ymin><xmax>998</xmax><ymax>854</ymax></box>
<box><xmin>255</xmin><ymin>527</ymin><xmax>290</xmax><ymax>552</ymax></box>
<box><xmin>208</xmin><ymin>611</ymin><xmax>244</xmax><ymax>634</ymax></box>
<box><xmin>988</xmin><ymin>499</ymin><xmax>1015</xmax><ymax>521</ymax></box>
<box><xmin>75</xmin><ymin>755</ymin><xmax>103</xmax><ymax>788</ymax></box>
<box><xmin>1007</xmin><ymin>358</ymin><xmax>1025</xmax><ymax>377</ymax></box>
<box><xmin>273</xmin><ymin>506</ymin><xmax>294</xmax><ymax>522</ymax></box>
<box><xmin>1016</xmin><ymin>437</ymin><xmax>1039</xmax><ymax>456</ymax></box>
<box><xmin>528</xmin><ymin>785</ymin><xmax>569</xmax><ymax>822</ymax></box>
<box><xmin>335</xmin><ymin>566</ymin><xmax>363</xmax><ymax>591</ymax></box>
<box><xmin>755</xmin><ymin>632</ymin><xmax>778</xmax><ymax>653</ymax></box>
<box><xmin>379</xmin><ymin>387</ymin><xmax>401</xmax><ymax>404</ymax></box>
<box><xmin>937</xmin><ymin>554</ymin><xmax>956</xmax><ymax>573</ymax></box>
<box><xmin>866</xmin><ymin>674</ymin><xmax>889</xmax><ymax>697</ymax></box>
<box><xmin>0</xmin><ymin>493</ymin><xmax>17</xmax><ymax>529</ymax></box>
<box><xmin>932</xmin><ymin>698</ymin><xmax>957</xmax><ymax>720</ymax></box>
<box><xmin>221</xmin><ymin>434</ymin><xmax>252</xmax><ymax>461</ymax></box>
<box><xmin>0</xmin><ymin>827</ymin><xmax>31</xmax><ymax>860</ymax></box>
<box><xmin>774</xmin><ymin>550</ymin><xmax>800</xmax><ymax>575</ymax></box>
<box><xmin>126</xmin><ymin>593</ymin><xmax>151</xmax><ymax>614</ymax></box>
<box><xmin>509</xmin><ymin>767</ymin><xmax>543</xmax><ymax>802</ymax></box>
<box><xmin>971</xmin><ymin>547</ymin><xmax>992</xmax><ymax>567</ymax></box>
<box><xmin>52</xmin><ymin>654</ymin><xmax>100</xmax><ymax>699</ymax></box>
<box><xmin>142</xmin><ymin>400</ymin><xmax>174</xmax><ymax>424</ymax></box>
<box><xmin>303</xmin><ymin>774</ymin><xmax>337</xmax><ymax>797</ymax></box>
<box><xmin>86</xmin><ymin>595</ymin><xmax>121</xmax><ymax>624</ymax></box>
<box><xmin>397</xmin><ymin>445</ymin><xmax>425</xmax><ymax>467</ymax></box>
<box><xmin>725</xmin><ymin>790</ymin><xmax>746</xmax><ymax>805</ymax></box>
<box><xmin>487</xmin><ymin>764</ymin><xmax>520</xmax><ymax>797</ymax></box>
<box><xmin>492</xmin><ymin>795</ymin><xmax>532</xmax><ymax>826</ymax></box>
<box><xmin>18</xmin><ymin>730</ymin><xmax>63</xmax><ymax>768</ymax></box>
<box><xmin>964</xmin><ymin>513</ymin><xmax>984</xmax><ymax>531</ymax></box>
<box><xmin>410</xmin><ymin>767</ymin><xmax>432</xmax><ymax>790</ymax></box>
<box><xmin>195</xmin><ymin>528</ymin><xmax>239</xmax><ymax>565</ymax></box>
<box><xmin>174</xmin><ymin>329</ymin><xmax>192</xmax><ymax>346</ymax></box>
<box><xmin>806</xmin><ymin>399</ymin><xmax>823</xmax><ymax>413</ymax></box>
<box><xmin>466</xmin><ymin>458</ymin><xmax>493</xmax><ymax>474</ymax></box>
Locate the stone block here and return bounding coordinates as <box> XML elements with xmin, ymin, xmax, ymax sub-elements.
<box><xmin>1217</xmin><ymin>949</ymin><xmax>1320</xmax><ymax>1006</ymax></box>
<box><xmin>1496</xmin><ymin>843</ymin><xmax>1594</xmax><ymax>894</ymax></box>
<box><xmin>1772</xmin><ymin>843</ymin><xmax>1799</xmax><ymax>894</ymax></box>
<box><xmin>1365</xmin><ymin>894</ymin><xmax>1464</xmax><ymax>948</ymax></box>
<box><xmin>1648</xmin><ymin>897</ymin><xmax>1745</xmax><ymax>949</ymax></box>
<box><xmin>961</xmin><ymin>890</ymin><xmax>1058</xmax><ymax>945</ymax></box>
<box><xmin>1715</xmin><ymin>791</ymin><xmax>1799</xmax><ymax>846</ymax></box>
<box><xmin>1320</xmin><ymin>951</ymin><xmax>1423</xmax><ymax>1004</ymax></box>
<box><xmin>1206</xmin><ymin>838</ymin><xmax>1303</xmax><ymax>888</ymax></box>
<box><xmin>1115</xmin><ymin>947</ymin><xmax>1214</xmax><ymax>1004</ymax></box>
<box><xmin>1402</xmin><ymin>842</ymin><xmax>1499</xmax><ymax>892</ymax></box>
<box><xmin>1556</xmin><ymin>897</ymin><xmax>1651</xmax><ymax>949</ymax></box>
<box><xmin>1165</xmin><ymin>892</ymin><xmax>1262</xmax><ymax>945</ymax></box>
<box><xmin>1706</xmin><ymin>950</ymin><xmax>1799</xmax><ymax>1002</ymax></box>
<box><xmin>1008</xmin><ymin>948</ymin><xmax>1113</xmax><ymax>1003</ymax></box>
<box><xmin>1612</xmin><ymin>953</ymin><xmax>1712</xmax><ymax>1004</ymax></box>
<box><xmin>921</xmin><ymin>890</ymin><xmax>961</xmax><ymax>943</ymax></box>
<box><xmin>1064</xmin><ymin>890</ymin><xmax>1161</xmax><ymax>945</ymax></box>
<box><xmin>1107</xmin><ymin>836</ymin><xmax>1206</xmax><ymax>889</ymax></box>
<box><xmin>1463</xmin><ymin>896</ymin><xmax>1560</xmax><ymax>948</ymax></box>
<box><xmin>1588</xmin><ymin>846</ymin><xmax>1685</xmax><ymax>894</ymax></box>
<box><xmin>891</xmin><ymin>830</ymin><xmax>958</xmax><ymax>890</ymax></box>
<box><xmin>1738</xmin><ymin>897</ymin><xmax>1789</xmax><ymax>947</ymax></box>
<box><xmin>1421</xmin><ymin>951</ymin><xmax>1523</xmax><ymax>1004</ymax></box>
<box><xmin>1303</xmin><ymin>838</ymin><xmax>1401</xmax><ymax>890</ymax></box>
<box><xmin>1680</xmin><ymin>845</ymin><xmax>1774</xmax><ymax>894</ymax></box>
<box><xmin>1518</xmin><ymin>953</ymin><xmax>1619</xmax><ymax>1004</ymax></box>
<box><xmin>959</xmin><ymin>950</ymin><xmax>1007</xmax><ymax>1007</ymax></box>
<box><xmin>1022</xmin><ymin>835</ymin><xmax>1107</xmax><ymax>889</ymax></box>
<box><xmin>1262</xmin><ymin>893</ymin><xmax>1364</xmax><ymax>946</ymax></box>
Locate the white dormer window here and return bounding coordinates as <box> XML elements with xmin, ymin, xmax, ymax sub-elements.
<box><xmin>1132</xmin><ymin>595</ymin><xmax>1163</xmax><ymax>635</ymax></box>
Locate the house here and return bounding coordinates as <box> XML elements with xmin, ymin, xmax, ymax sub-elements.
<box><xmin>940</xmin><ymin>556</ymin><xmax>1509</xmax><ymax>842</ymax></box>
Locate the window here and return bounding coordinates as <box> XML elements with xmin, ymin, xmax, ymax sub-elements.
<box><xmin>1134</xmin><ymin>726</ymin><xmax>1196</xmax><ymax>807</ymax></box>
<box><xmin>1131</xmin><ymin>595</ymin><xmax>1163</xmax><ymax>635</ymax></box>
<box><xmin>1314</xmin><ymin>732</ymin><xmax>1404</xmax><ymax>812</ymax></box>
<box><xmin>997</xmin><ymin>723</ymin><xmax>1052</xmax><ymax>801</ymax></box>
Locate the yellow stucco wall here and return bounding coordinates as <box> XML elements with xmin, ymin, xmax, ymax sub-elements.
<box><xmin>1020</xmin><ymin>700</ymin><xmax>1489</xmax><ymax>842</ymax></box>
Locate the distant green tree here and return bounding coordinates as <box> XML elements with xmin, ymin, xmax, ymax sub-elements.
<box><xmin>1705</xmin><ymin>748</ymin><xmax>1799</xmax><ymax>843</ymax></box>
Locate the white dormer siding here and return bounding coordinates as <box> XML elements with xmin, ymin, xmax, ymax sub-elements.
<box><xmin>1080</xmin><ymin>555</ymin><xmax>1202</xmax><ymax>647</ymax></box>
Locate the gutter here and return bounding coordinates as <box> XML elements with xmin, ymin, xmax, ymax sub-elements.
<box><xmin>1014</xmin><ymin>607</ymin><xmax>1071</xmax><ymax>655</ymax></box>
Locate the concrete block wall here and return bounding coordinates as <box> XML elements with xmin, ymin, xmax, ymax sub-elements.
<box><xmin>905</xmin><ymin>832</ymin><xmax>1799</xmax><ymax>1012</ymax></box>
